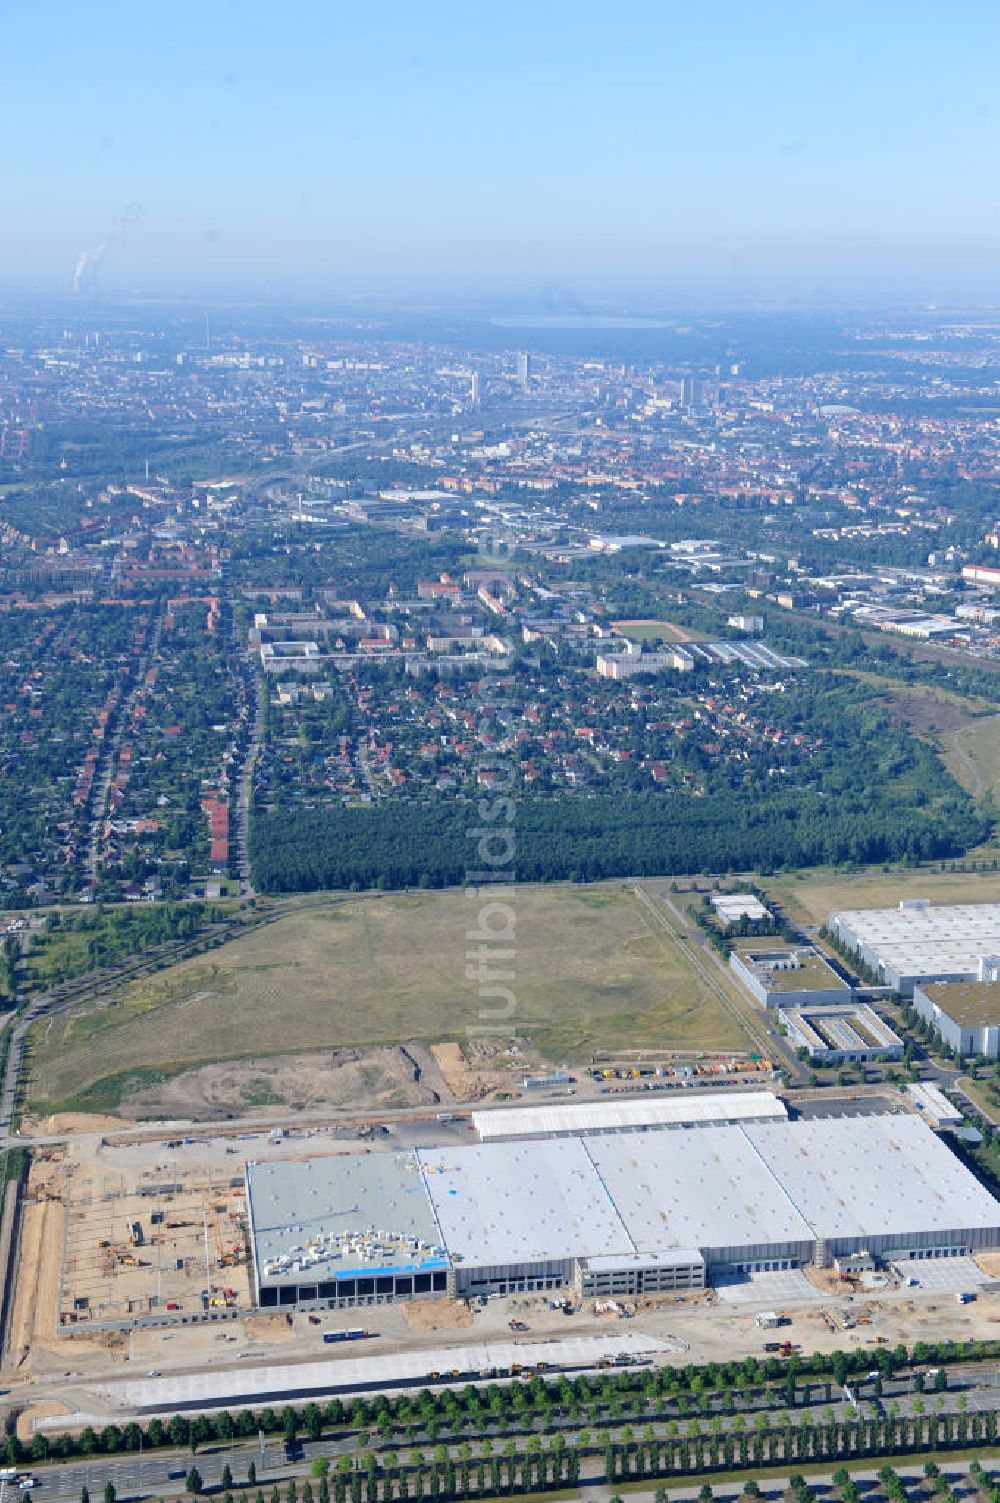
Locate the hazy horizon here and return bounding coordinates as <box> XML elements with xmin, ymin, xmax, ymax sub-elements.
<box><xmin>6</xmin><ymin>0</ymin><xmax>1000</xmax><ymax>306</ymax></box>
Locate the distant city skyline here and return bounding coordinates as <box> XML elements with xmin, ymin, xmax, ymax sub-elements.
<box><xmin>5</xmin><ymin>0</ymin><xmax>1000</xmax><ymax>303</ymax></box>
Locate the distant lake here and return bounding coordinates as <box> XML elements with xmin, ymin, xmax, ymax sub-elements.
<box><xmin>491</xmin><ymin>314</ymin><xmax>676</xmax><ymax>330</ymax></box>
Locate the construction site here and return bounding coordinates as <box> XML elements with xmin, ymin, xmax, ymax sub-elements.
<box><xmin>59</xmin><ymin>1158</ymin><xmax>250</xmax><ymax>1330</ymax></box>
<box><xmin>8</xmin><ymin>1094</ymin><xmax>1000</xmax><ymax>1432</ymax></box>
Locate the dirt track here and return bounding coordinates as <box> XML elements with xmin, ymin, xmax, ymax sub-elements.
<box><xmin>8</xmin><ymin>1198</ymin><xmax>62</xmax><ymax>1369</ymax></box>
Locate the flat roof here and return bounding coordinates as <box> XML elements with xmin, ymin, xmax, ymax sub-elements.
<box><xmin>781</xmin><ymin>1004</ymin><xmax>902</xmax><ymax>1051</ymax></box>
<box><xmin>743</xmin><ymin>1115</ymin><xmax>1000</xmax><ymax>1243</ymax></box>
<box><xmin>711</xmin><ymin>894</ymin><xmax>770</xmax><ymax>922</ymax></box>
<box><xmin>418</xmin><ymin>1139</ymin><xmax>633</xmax><ymax>1268</ymax></box>
<box><xmin>247</xmin><ymin>1153</ymin><xmax>447</xmax><ymax>1288</ymax></box>
<box><xmin>832</xmin><ymin>903</ymin><xmax>1000</xmax><ymax>980</ymax></box>
<box><xmin>472</xmin><ymin>1091</ymin><xmax>787</xmax><ymax>1141</ymax></box>
<box><xmin>920</xmin><ymin>981</ymin><xmax>1000</xmax><ymax>1027</ymax></box>
<box><xmin>735</xmin><ymin>945</ymin><xmax>848</xmax><ymax>993</ymax></box>
<box><xmin>250</xmin><ymin>1115</ymin><xmax>1000</xmax><ymax>1282</ymax></box>
<box><xmin>906</xmin><ymin>1081</ymin><xmax>963</xmax><ymax>1124</ymax></box>
<box><xmin>585</xmin><ymin>1128</ymin><xmax>813</xmax><ymax>1256</ymax></box>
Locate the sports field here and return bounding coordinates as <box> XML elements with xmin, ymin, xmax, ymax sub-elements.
<box><xmin>28</xmin><ymin>884</ymin><xmax>750</xmax><ymax>1112</ymax></box>
<box><xmin>610</xmin><ymin>618</ymin><xmax>707</xmax><ymax>642</ymax></box>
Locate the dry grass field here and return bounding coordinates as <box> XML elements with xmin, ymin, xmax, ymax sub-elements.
<box><xmin>28</xmin><ymin>885</ymin><xmax>749</xmax><ymax>1112</ymax></box>
<box><xmin>765</xmin><ymin>865</ymin><xmax>1000</xmax><ymax>929</ymax></box>
<box><xmin>941</xmin><ymin>713</ymin><xmax>1000</xmax><ymax>806</ymax></box>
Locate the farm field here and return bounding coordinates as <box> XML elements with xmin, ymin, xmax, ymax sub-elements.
<box><xmin>27</xmin><ymin>884</ymin><xmax>750</xmax><ymax>1114</ymax></box>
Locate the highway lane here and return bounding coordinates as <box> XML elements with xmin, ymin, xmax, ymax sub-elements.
<box><xmin>17</xmin><ymin>1387</ymin><xmax>1000</xmax><ymax>1503</ymax></box>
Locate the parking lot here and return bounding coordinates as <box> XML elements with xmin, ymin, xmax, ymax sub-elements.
<box><xmin>890</xmin><ymin>1254</ymin><xmax>992</xmax><ymax>1291</ymax></box>
<box><xmin>714</xmin><ymin>1269</ymin><xmax>823</xmax><ymax>1305</ymax></box>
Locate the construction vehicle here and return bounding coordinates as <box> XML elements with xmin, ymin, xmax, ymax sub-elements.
<box><xmin>129</xmin><ymin>1221</ymin><xmax>144</xmax><ymax>1247</ymax></box>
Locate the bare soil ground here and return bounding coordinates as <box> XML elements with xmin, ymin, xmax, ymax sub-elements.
<box><xmin>401</xmin><ymin>1298</ymin><xmax>474</xmax><ymax>1333</ymax></box>
<box><xmin>15</xmin><ymin>1403</ymin><xmax>74</xmax><ymax>1444</ymax></box>
<box><xmin>430</xmin><ymin>1040</ymin><xmax>544</xmax><ymax>1102</ymax></box>
<box><xmin>244</xmin><ymin>1313</ymin><xmax>296</xmax><ymax>1344</ymax></box>
<box><xmin>39</xmin><ymin>1112</ymin><xmax>136</xmax><ymax>1136</ymax></box>
<box><xmin>121</xmin><ymin>1043</ymin><xmax>452</xmax><ymax>1121</ymax></box>
<box><xmin>3</xmin><ymin>1167</ymin><xmax>100</xmax><ymax>1383</ymax></box>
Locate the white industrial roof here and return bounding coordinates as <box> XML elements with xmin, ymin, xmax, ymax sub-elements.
<box><xmin>250</xmin><ymin>1115</ymin><xmax>1000</xmax><ymax>1281</ymax></box>
<box><xmin>586</xmin><ymin>1128</ymin><xmax>813</xmax><ymax>1255</ymax></box>
<box><xmin>906</xmin><ymin>1082</ymin><xmax>963</xmax><ymax>1126</ymax></box>
<box><xmin>418</xmin><ymin>1139</ymin><xmax>633</xmax><ymax>1267</ymax></box>
<box><xmin>711</xmin><ymin>893</ymin><xmax>770</xmax><ymax>923</ymax></box>
<box><xmin>472</xmin><ymin>1090</ymin><xmax>787</xmax><ymax>1141</ymax></box>
<box><xmin>832</xmin><ymin>902</ymin><xmax>1000</xmax><ymax>980</ymax></box>
<box><xmin>743</xmin><ymin>1115</ymin><xmax>1000</xmax><ymax>1243</ymax></box>
<box><xmin>247</xmin><ymin>1152</ymin><xmax>447</xmax><ymax>1287</ymax></box>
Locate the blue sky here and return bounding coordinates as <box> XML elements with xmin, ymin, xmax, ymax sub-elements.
<box><xmin>5</xmin><ymin>0</ymin><xmax>1000</xmax><ymax>302</ymax></box>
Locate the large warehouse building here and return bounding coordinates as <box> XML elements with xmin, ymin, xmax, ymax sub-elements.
<box><xmin>912</xmin><ymin>980</ymin><xmax>1000</xmax><ymax>1059</ymax></box>
<box><xmin>245</xmin><ymin>1114</ymin><xmax>1000</xmax><ymax>1311</ymax></box>
<box><xmin>828</xmin><ymin>899</ymin><xmax>1000</xmax><ymax>994</ymax></box>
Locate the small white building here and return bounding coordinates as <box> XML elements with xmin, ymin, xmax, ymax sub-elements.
<box><xmin>711</xmin><ymin>892</ymin><xmax>771</xmax><ymax>926</ymax></box>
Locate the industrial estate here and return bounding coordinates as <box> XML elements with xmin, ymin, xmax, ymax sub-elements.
<box><xmin>2</xmin><ymin>886</ymin><xmax>1000</xmax><ymax>1458</ymax></box>
<box><xmin>7</xmin><ymin>296</ymin><xmax>1000</xmax><ymax>1500</ymax></box>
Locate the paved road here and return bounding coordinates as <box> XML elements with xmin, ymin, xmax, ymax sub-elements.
<box><xmin>84</xmin><ymin>609</ymin><xmax>163</xmax><ymax>885</ymax></box>
<box><xmin>633</xmin><ymin>884</ymin><xmax>798</xmax><ymax>1079</ymax></box>
<box><xmin>585</xmin><ymin>1459</ymin><xmax>994</xmax><ymax>1503</ymax></box>
<box><xmin>232</xmin><ymin>656</ymin><xmax>264</xmax><ymax>898</ymax></box>
<box><xmin>19</xmin><ymin>1420</ymin><xmax>1000</xmax><ymax>1503</ymax></box>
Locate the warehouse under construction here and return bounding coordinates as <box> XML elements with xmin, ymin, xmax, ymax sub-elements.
<box><xmin>245</xmin><ymin>1112</ymin><xmax>1000</xmax><ymax>1312</ymax></box>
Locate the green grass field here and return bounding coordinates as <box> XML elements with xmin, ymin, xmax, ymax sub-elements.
<box><xmin>27</xmin><ymin>885</ymin><xmax>750</xmax><ymax>1112</ymax></box>
<box><xmin>610</xmin><ymin>618</ymin><xmax>708</xmax><ymax>643</ymax></box>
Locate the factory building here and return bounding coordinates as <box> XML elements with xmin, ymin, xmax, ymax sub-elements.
<box><xmin>779</xmin><ymin>1003</ymin><xmax>904</xmax><ymax>1064</ymax></box>
<box><xmin>245</xmin><ymin>1114</ymin><xmax>1000</xmax><ymax>1312</ymax></box>
<box><xmin>912</xmin><ymin>980</ymin><xmax>1000</xmax><ymax>1059</ymax></box>
<box><xmin>828</xmin><ymin>900</ymin><xmax>1000</xmax><ymax>995</ymax></box>
<box><xmin>729</xmin><ymin>944</ymin><xmax>851</xmax><ymax>1009</ymax></box>
<box><xmin>471</xmin><ymin>1090</ymin><xmax>787</xmax><ymax>1142</ymax></box>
